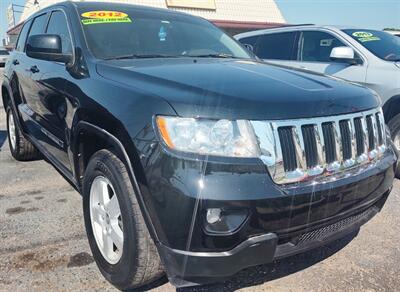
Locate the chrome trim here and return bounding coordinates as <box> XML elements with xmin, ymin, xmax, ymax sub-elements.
<box><xmin>251</xmin><ymin>108</ymin><xmax>387</xmax><ymax>185</ymax></box>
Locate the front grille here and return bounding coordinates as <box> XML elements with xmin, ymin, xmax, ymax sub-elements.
<box><xmin>252</xmin><ymin>108</ymin><xmax>387</xmax><ymax>184</ymax></box>
<box><xmin>296</xmin><ymin>207</ymin><xmax>376</xmax><ymax>245</ymax></box>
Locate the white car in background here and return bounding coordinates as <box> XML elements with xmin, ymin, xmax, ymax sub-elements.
<box><xmin>0</xmin><ymin>48</ymin><xmax>10</xmax><ymax>67</ymax></box>
<box><xmin>236</xmin><ymin>25</ymin><xmax>400</xmax><ymax>177</ymax></box>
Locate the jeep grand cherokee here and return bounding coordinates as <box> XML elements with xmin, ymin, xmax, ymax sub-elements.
<box><xmin>1</xmin><ymin>1</ymin><xmax>398</xmax><ymax>290</ymax></box>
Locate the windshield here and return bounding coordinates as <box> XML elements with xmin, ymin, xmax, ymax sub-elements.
<box><xmin>343</xmin><ymin>29</ymin><xmax>400</xmax><ymax>61</ymax></box>
<box><xmin>78</xmin><ymin>8</ymin><xmax>251</xmax><ymax>60</ymax></box>
<box><xmin>0</xmin><ymin>50</ymin><xmax>9</xmax><ymax>55</ymax></box>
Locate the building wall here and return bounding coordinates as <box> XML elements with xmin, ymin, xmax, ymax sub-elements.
<box><xmin>6</xmin><ymin>0</ymin><xmax>285</xmax><ymax>48</ymax></box>
<box><xmin>18</xmin><ymin>0</ymin><xmax>285</xmax><ymax>25</ymax></box>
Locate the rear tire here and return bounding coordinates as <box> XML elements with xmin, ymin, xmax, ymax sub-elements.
<box><xmin>82</xmin><ymin>149</ymin><xmax>164</xmax><ymax>290</ymax></box>
<box><xmin>6</xmin><ymin>104</ymin><xmax>39</xmax><ymax>161</ymax></box>
<box><xmin>388</xmin><ymin>113</ymin><xmax>400</xmax><ymax>178</ymax></box>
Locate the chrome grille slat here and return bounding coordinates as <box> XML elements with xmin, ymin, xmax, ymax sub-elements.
<box><xmin>367</xmin><ymin>115</ymin><xmax>379</xmax><ymax>159</ymax></box>
<box><xmin>294</xmin><ymin>126</ymin><xmax>307</xmax><ymax>170</ymax></box>
<box><xmin>360</xmin><ymin>116</ymin><xmax>370</xmax><ymax>160</ymax></box>
<box><xmin>333</xmin><ymin>120</ymin><xmax>343</xmax><ymax>164</ymax></box>
<box><xmin>349</xmin><ymin>119</ymin><xmax>358</xmax><ymax>160</ymax></box>
<box><xmin>252</xmin><ymin>108</ymin><xmax>387</xmax><ymax>185</ymax></box>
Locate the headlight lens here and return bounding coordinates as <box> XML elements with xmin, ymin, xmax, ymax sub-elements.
<box><xmin>156</xmin><ymin>116</ymin><xmax>261</xmax><ymax>158</ymax></box>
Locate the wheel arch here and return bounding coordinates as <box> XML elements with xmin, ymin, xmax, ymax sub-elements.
<box><xmin>383</xmin><ymin>95</ymin><xmax>400</xmax><ymax>123</ymax></box>
<box><xmin>71</xmin><ymin>115</ymin><xmax>160</xmax><ymax>243</ymax></box>
<box><xmin>1</xmin><ymin>84</ymin><xmax>10</xmax><ymax>111</ymax></box>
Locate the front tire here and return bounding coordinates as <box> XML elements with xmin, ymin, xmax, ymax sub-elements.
<box><xmin>82</xmin><ymin>149</ymin><xmax>164</xmax><ymax>290</ymax></box>
<box><xmin>6</xmin><ymin>104</ymin><xmax>39</xmax><ymax>161</ymax></box>
<box><xmin>388</xmin><ymin>113</ymin><xmax>400</xmax><ymax>178</ymax></box>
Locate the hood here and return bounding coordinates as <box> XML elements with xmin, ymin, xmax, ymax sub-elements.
<box><xmin>96</xmin><ymin>58</ymin><xmax>380</xmax><ymax>120</ymax></box>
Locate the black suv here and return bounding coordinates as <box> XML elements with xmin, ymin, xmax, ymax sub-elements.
<box><xmin>1</xmin><ymin>1</ymin><xmax>398</xmax><ymax>290</ymax></box>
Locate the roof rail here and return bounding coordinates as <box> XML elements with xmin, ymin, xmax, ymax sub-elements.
<box><xmin>280</xmin><ymin>24</ymin><xmax>315</xmax><ymax>27</ymax></box>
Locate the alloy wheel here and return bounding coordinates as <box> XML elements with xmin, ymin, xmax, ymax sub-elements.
<box><xmin>8</xmin><ymin>111</ymin><xmax>16</xmax><ymax>151</ymax></box>
<box><xmin>90</xmin><ymin>176</ymin><xmax>124</xmax><ymax>264</ymax></box>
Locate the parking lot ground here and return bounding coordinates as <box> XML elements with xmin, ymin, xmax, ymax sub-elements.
<box><xmin>0</xmin><ymin>70</ymin><xmax>399</xmax><ymax>291</ymax></box>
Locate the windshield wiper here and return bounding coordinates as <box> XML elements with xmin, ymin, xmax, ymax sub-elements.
<box><xmin>186</xmin><ymin>53</ymin><xmax>239</xmax><ymax>59</ymax></box>
<box><xmin>105</xmin><ymin>54</ymin><xmax>181</xmax><ymax>60</ymax></box>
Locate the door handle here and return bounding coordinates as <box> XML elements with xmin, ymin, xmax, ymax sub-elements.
<box><xmin>29</xmin><ymin>65</ymin><xmax>40</xmax><ymax>73</ymax></box>
<box><xmin>12</xmin><ymin>59</ymin><xmax>19</xmax><ymax>65</ymax></box>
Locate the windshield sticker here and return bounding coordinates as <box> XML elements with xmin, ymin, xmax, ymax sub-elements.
<box><xmin>81</xmin><ymin>11</ymin><xmax>132</xmax><ymax>25</ymax></box>
<box><xmin>159</xmin><ymin>25</ymin><xmax>167</xmax><ymax>41</ymax></box>
<box><xmin>352</xmin><ymin>31</ymin><xmax>380</xmax><ymax>42</ymax></box>
<box><xmin>320</xmin><ymin>39</ymin><xmax>333</xmax><ymax>47</ymax></box>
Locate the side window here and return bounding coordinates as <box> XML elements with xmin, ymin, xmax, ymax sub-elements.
<box><xmin>299</xmin><ymin>31</ymin><xmax>346</xmax><ymax>62</ymax></box>
<box><xmin>15</xmin><ymin>20</ymin><xmax>32</xmax><ymax>52</ymax></box>
<box><xmin>255</xmin><ymin>32</ymin><xmax>297</xmax><ymax>60</ymax></box>
<box><xmin>28</xmin><ymin>13</ymin><xmax>48</xmax><ymax>37</ymax></box>
<box><xmin>46</xmin><ymin>11</ymin><xmax>73</xmax><ymax>55</ymax></box>
<box><xmin>239</xmin><ymin>35</ymin><xmax>259</xmax><ymax>52</ymax></box>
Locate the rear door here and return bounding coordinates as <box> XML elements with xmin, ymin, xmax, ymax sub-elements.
<box><xmin>240</xmin><ymin>31</ymin><xmax>299</xmax><ymax>67</ymax></box>
<box><xmin>7</xmin><ymin>19</ymin><xmax>32</xmax><ymax>111</ymax></box>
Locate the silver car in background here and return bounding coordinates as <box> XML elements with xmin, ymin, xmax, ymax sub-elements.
<box><xmin>236</xmin><ymin>26</ymin><xmax>400</xmax><ymax>177</ymax></box>
<box><xmin>0</xmin><ymin>48</ymin><xmax>9</xmax><ymax>67</ymax></box>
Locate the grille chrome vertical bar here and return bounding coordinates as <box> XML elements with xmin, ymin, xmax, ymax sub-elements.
<box><xmin>271</xmin><ymin>122</ymin><xmax>285</xmax><ymax>183</ymax></box>
<box><xmin>312</xmin><ymin>124</ymin><xmax>325</xmax><ymax>175</ymax></box>
<box><xmin>294</xmin><ymin>125</ymin><xmax>307</xmax><ymax>170</ymax></box>
<box><xmin>360</xmin><ymin>115</ymin><xmax>370</xmax><ymax>159</ymax></box>
<box><xmin>333</xmin><ymin>120</ymin><xmax>343</xmax><ymax>169</ymax></box>
<box><xmin>326</xmin><ymin>121</ymin><xmax>341</xmax><ymax>172</ymax></box>
<box><xmin>350</xmin><ymin>119</ymin><xmax>358</xmax><ymax>160</ymax></box>
<box><xmin>376</xmin><ymin>111</ymin><xmax>387</xmax><ymax>154</ymax></box>
<box><xmin>368</xmin><ymin>115</ymin><xmax>379</xmax><ymax>160</ymax></box>
<box><xmin>356</xmin><ymin>117</ymin><xmax>369</xmax><ymax>164</ymax></box>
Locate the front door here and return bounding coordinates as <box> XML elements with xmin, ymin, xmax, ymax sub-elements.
<box><xmin>22</xmin><ymin>10</ymin><xmax>74</xmax><ymax>171</ymax></box>
<box><xmin>292</xmin><ymin>31</ymin><xmax>368</xmax><ymax>84</ymax></box>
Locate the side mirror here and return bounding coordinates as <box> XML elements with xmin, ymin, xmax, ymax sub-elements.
<box><xmin>26</xmin><ymin>34</ymin><xmax>72</xmax><ymax>64</ymax></box>
<box><xmin>330</xmin><ymin>46</ymin><xmax>357</xmax><ymax>64</ymax></box>
<box><xmin>243</xmin><ymin>44</ymin><xmax>254</xmax><ymax>52</ymax></box>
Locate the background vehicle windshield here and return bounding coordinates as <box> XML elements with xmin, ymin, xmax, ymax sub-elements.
<box><xmin>0</xmin><ymin>50</ymin><xmax>9</xmax><ymax>55</ymax></box>
<box><xmin>79</xmin><ymin>8</ymin><xmax>251</xmax><ymax>60</ymax></box>
<box><xmin>343</xmin><ymin>29</ymin><xmax>400</xmax><ymax>61</ymax></box>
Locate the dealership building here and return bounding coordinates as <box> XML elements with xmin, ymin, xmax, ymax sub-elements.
<box><xmin>5</xmin><ymin>0</ymin><xmax>286</xmax><ymax>48</ymax></box>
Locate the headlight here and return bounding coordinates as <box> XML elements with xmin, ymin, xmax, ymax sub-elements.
<box><xmin>155</xmin><ymin>116</ymin><xmax>261</xmax><ymax>158</ymax></box>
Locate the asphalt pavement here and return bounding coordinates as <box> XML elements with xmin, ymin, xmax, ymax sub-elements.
<box><xmin>0</xmin><ymin>69</ymin><xmax>399</xmax><ymax>291</ymax></box>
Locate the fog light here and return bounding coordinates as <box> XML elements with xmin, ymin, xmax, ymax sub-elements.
<box><xmin>206</xmin><ymin>208</ymin><xmax>222</xmax><ymax>224</ymax></box>
<box><xmin>204</xmin><ymin>208</ymin><xmax>249</xmax><ymax>235</ymax></box>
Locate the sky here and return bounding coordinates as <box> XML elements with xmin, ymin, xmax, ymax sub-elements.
<box><xmin>275</xmin><ymin>0</ymin><xmax>400</xmax><ymax>30</ymax></box>
<box><xmin>1</xmin><ymin>0</ymin><xmax>400</xmax><ymax>43</ymax></box>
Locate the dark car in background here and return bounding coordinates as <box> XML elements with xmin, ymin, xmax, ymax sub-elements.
<box><xmin>1</xmin><ymin>1</ymin><xmax>398</xmax><ymax>290</ymax></box>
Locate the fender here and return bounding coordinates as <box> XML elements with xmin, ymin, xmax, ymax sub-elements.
<box><xmin>73</xmin><ymin>121</ymin><xmax>161</xmax><ymax>243</ymax></box>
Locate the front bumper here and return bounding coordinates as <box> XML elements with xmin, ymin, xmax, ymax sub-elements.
<box><xmin>134</xmin><ymin>127</ymin><xmax>398</xmax><ymax>287</ymax></box>
<box><xmin>158</xmin><ymin>192</ymin><xmax>388</xmax><ymax>286</ymax></box>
